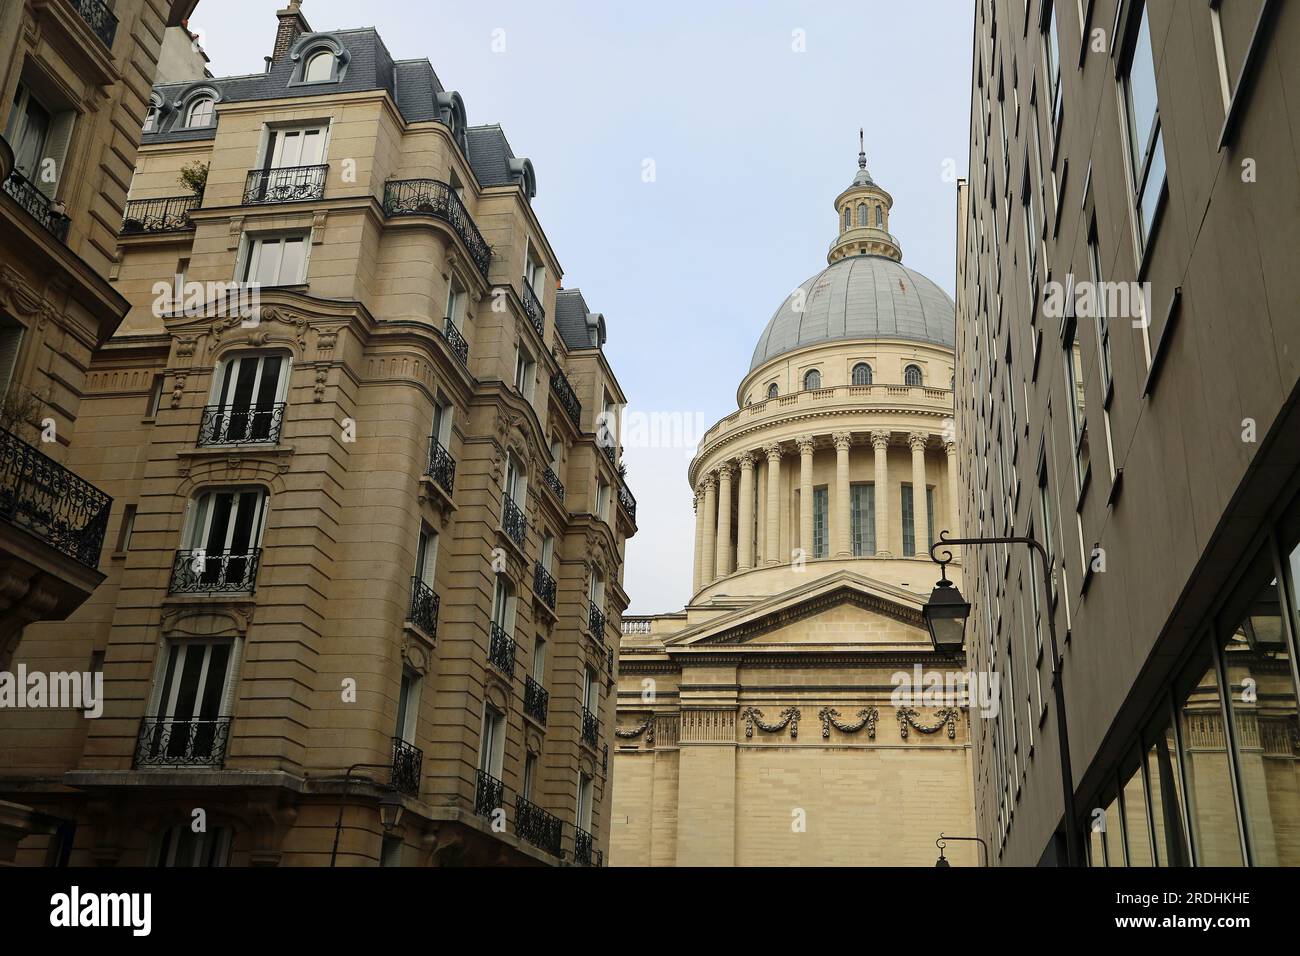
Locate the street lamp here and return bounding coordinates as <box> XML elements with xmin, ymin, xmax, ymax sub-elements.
<box><xmin>935</xmin><ymin>833</ymin><xmax>989</xmax><ymax>867</ymax></box>
<box><xmin>378</xmin><ymin>790</ymin><xmax>405</xmax><ymax>833</ymax></box>
<box><xmin>922</xmin><ymin>529</ymin><xmax>1082</xmax><ymax>867</ymax></box>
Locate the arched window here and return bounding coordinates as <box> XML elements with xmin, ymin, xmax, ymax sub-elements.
<box><xmin>186</xmin><ymin>97</ymin><xmax>214</xmax><ymax>128</ymax></box>
<box><xmin>857</xmin><ymin>203</ymin><xmax>868</xmax><ymax>227</ymax></box>
<box><xmin>876</xmin><ymin>205</ymin><xmax>884</xmax><ymax>227</ymax></box>
<box><xmin>766</xmin><ymin>383</ymin><xmax>778</xmax><ymax>400</ymax></box>
<box><xmin>303</xmin><ymin>50</ymin><xmax>334</xmax><ymax>82</ymax></box>
<box><xmin>803</xmin><ymin>369</ymin><xmax>821</xmax><ymax>391</ymax></box>
<box><xmin>143</xmin><ymin>104</ymin><xmax>158</xmax><ymax>132</ymax></box>
<box><xmin>842</xmin><ymin>207</ymin><xmax>851</xmax><ymax>231</ymax></box>
<box><xmin>852</xmin><ymin>362</ymin><xmax>873</xmax><ymax>386</ymax></box>
<box><xmin>904</xmin><ymin>364</ymin><xmax>923</xmax><ymax>386</ymax></box>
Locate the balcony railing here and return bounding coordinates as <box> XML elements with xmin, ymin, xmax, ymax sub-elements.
<box><xmin>72</xmin><ymin>0</ymin><xmax>118</xmax><ymax>47</ymax></box>
<box><xmin>606</xmin><ymin>646</ymin><xmax>614</xmax><ymax>674</ymax></box>
<box><xmin>488</xmin><ymin>622</ymin><xmax>517</xmax><ymax>676</ymax></box>
<box><xmin>533</xmin><ymin>562</ymin><xmax>557</xmax><ymax>611</ymax></box>
<box><xmin>443</xmin><ymin>317</ymin><xmax>470</xmax><ymax>367</ymax></box>
<box><xmin>475</xmin><ymin>768</ymin><xmax>504</xmax><ymax>818</ymax></box>
<box><xmin>502</xmin><ymin>494</ymin><xmax>526</xmax><ymax>550</ymax></box>
<box><xmin>0</xmin><ymin>426</ymin><xmax>111</xmax><ymax>569</ymax></box>
<box><xmin>390</xmin><ymin>737</ymin><xmax>423</xmax><ymax>796</ymax></box>
<box><xmin>550</xmin><ymin>371</ymin><xmax>581</xmax><ymax>428</ymax></box>
<box><xmin>601</xmin><ymin>444</ymin><xmax>616</xmax><ymax>466</ymax></box>
<box><xmin>574</xmin><ymin>826</ymin><xmax>600</xmax><ymax>867</ymax></box>
<box><xmin>121</xmin><ymin>195</ymin><xmax>200</xmax><ymax>234</ymax></box>
<box><xmin>602</xmin><ymin>743</ymin><xmax>609</xmax><ymax>776</ymax></box>
<box><xmin>134</xmin><ymin>716</ymin><xmax>231</xmax><ymax>768</ymax></box>
<box><xmin>408</xmin><ymin>576</ymin><xmax>439</xmax><ymax>637</ymax></box>
<box><xmin>515</xmin><ymin>796</ymin><xmax>563</xmax><ymax>857</ymax></box>
<box><xmin>520</xmin><ymin>280</ymin><xmax>544</xmax><ymax>336</ymax></box>
<box><xmin>581</xmin><ymin>706</ymin><xmax>600</xmax><ymax>750</ymax></box>
<box><xmin>169</xmin><ymin>548</ymin><xmax>262</xmax><ymax>593</ymax></box>
<box><xmin>197</xmin><ymin>403</ymin><xmax>285</xmax><ymax>446</ymax></box>
<box><xmin>3</xmin><ymin>170</ymin><xmax>71</xmax><ymax>242</ymax></box>
<box><xmin>541</xmin><ymin>465</ymin><xmax>564</xmax><ymax>503</ymax></box>
<box><xmin>383</xmin><ymin>179</ymin><xmax>492</xmax><ymax>278</ymax></box>
<box><xmin>524</xmin><ymin>675</ymin><xmax>549</xmax><ymax>725</ymax></box>
<box><xmin>617</xmin><ymin>482</ymin><xmax>637</xmax><ymax>523</ymax></box>
<box><xmin>588</xmin><ymin>601</ymin><xmax>606</xmax><ymax>640</ymax></box>
<box><xmin>243</xmin><ymin>164</ymin><xmax>328</xmax><ymax>205</ymax></box>
<box><xmin>425</xmin><ymin>437</ymin><xmax>456</xmax><ymax>495</ymax></box>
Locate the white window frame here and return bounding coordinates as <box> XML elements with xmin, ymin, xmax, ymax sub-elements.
<box><xmin>240</xmin><ymin>233</ymin><xmax>311</xmax><ymax>287</ymax></box>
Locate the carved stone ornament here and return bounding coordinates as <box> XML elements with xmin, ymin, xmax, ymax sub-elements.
<box><xmin>170</xmin><ymin>372</ymin><xmax>187</xmax><ymax>408</ymax></box>
<box><xmin>896</xmin><ymin>706</ymin><xmax>961</xmax><ymax>739</ymax></box>
<box><xmin>614</xmin><ymin>717</ymin><xmax>655</xmax><ymax>745</ymax></box>
<box><xmin>741</xmin><ymin>706</ymin><xmax>800</xmax><ymax>739</ymax></box>
<box><xmin>818</xmin><ymin>706</ymin><xmax>879</xmax><ymax>739</ymax></box>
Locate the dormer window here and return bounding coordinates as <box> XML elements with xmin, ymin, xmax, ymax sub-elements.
<box><xmin>143</xmin><ymin>104</ymin><xmax>158</xmax><ymax>133</ymax></box>
<box><xmin>186</xmin><ymin>97</ymin><xmax>214</xmax><ymax>128</ymax></box>
<box><xmin>303</xmin><ymin>49</ymin><xmax>334</xmax><ymax>83</ymax></box>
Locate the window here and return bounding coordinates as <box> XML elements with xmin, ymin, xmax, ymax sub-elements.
<box><xmin>380</xmin><ymin>835</ymin><xmax>403</xmax><ymax>867</ymax></box>
<box><xmin>540</xmin><ymin>532</ymin><xmax>554</xmax><ymax>575</ymax></box>
<box><xmin>6</xmin><ymin>81</ymin><xmax>74</xmax><ymax>199</ymax></box>
<box><xmin>1174</xmin><ymin>649</ymin><xmax>1243</xmax><ymax>865</ymax></box>
<box><xmin>303</xmin><ymin>50</ymin><xmax>335</xmax><ymax>83</ymax></box>
<box><xmin>523</xmin><ymin>752</ymin><xmax>538</xmax><ymax>800</ymax></box>
<box><xmin>1119</xmin><ymin>2</ymin><xmax>1166</xmax><ymax>250</ymax></box>
<box><xmin>431</xmin><ymin>395</ymin><xmax>453</xmax><ymax>447</ymax></box>
<box><xmin>876</xmin><ymin>205</ymin><xmax>883</xmax><ymax>227</ymax></box>
<box><xmin>1145</xmin><ymin>719</ymin><xmax>1191</xmax><ymax>866</ymax></box>
<box><xmin>595</xmin><ymin>478</ymin><xmax>610</xmax><ymax>522</ymax></box>
<box><xmin>576</xmin><ymin>772</ymin><xmax>594</xmax><ymax>832</ymax></box>
<box><xmin>842</xmin><ymin>207</ymin><xmax>851</xmax><ymax>231</ymax></box>
<box><xmin>242</xmin><ymin>234</ymin><xmax>308</xmax><ymax>286</ymax></box>
<box><xmin>479</xmin><ymin>705</ymin><xmax>506</xmax><ymax>778</ymax></box>
<box><xmin>850</xmin><ymin>483</ymin><xmax>875</xmax><ymax>556</ymax></box>
<box><xmin>394</xmin><ymin>666</ymin><xmax>419</xmax><ymax>744</ymax></box>
<box><xmin>524</xmin><ymin>240</ymin><xmax>545</xmax><ymax>296</ymax></box>
<box><xmin>115</xmin><ymin>504</ymin><xmax>137</xmax><ymax>553</ymax></box>
<box><xmin>851</xmin><ymin>362</ymin><xmax>872</xmax><ymax>386</ymax></box>
<box><xmin>811</xmin><ymin>486</ymin><xmax>828</xmax><ymax>558</ymax></box>
<box><xmin>904</xmin><ymin>364</ymin><xmax>923</xmax><ymax>386</ymax></box>
<box><xmin>153</xmin><ymin>826</ymin><xmax>232</xmax><ymax>867</ymax></box>
<box><xmin>492</xmin><ymin>577</ymin><xmax>516</xmax><ymax>636</ymax></box>
<box><xmin>1209</xmin><ymin>0</ymin><xmax>1267</xmax><ymax>111</ymax></box>
<box><xmin>143</xmin><ymin>104</ymin><xmax>158</xmax><ymax>133</ymax></box>
<box><xmin>532</xmin><ymin>635</ymin><xmax>547</xmax><ymax>683</ymax></box>
<box><xmin>504</xmin><ymin>452</ymin><xmax>526</xmax><ymax>507</ymax></box>
<box><xmin>901</xmin><ymin>483</ymin><xmax>916</xmax><ymax>558</ymax></box>
<box><xmin>0</xmin><ymin>316</ymin><xmax>24</xmax><ymax>400</ymax></box>
<box><xmin>146</xmin><ymin>373</ymin><xmax>165</xmax><ymax>418</ymax></box>
<box><xmin>445</xmin><ymin>275</ymin><xmax>467</xmax><ymax>328</ymax></box>
<box><xmin>1063</xmin><ymin>317</ymin><xmax>1090</xmax><ymax>493</ymax></box>
<box><xmin>766</xmin><ymin>383</ymin><xmax>778</xmax><ymax>400</ymax></box>
<box><xmin>264</xmin><ymin>124</ymin><xmax>327</xmax><ymax>169</ymax></box>
<box><xmin>1042</xmin><ymin>1</ymin><xmax>1062</xmax><ymax>135</ymax></box>
<box><xmin>208</xmin><ymin>352</ymin><xmax>290</xmax><ymax>443</ymax></box>
<box><xmin>147</xmin><ymin>638</ymin><xmax>234</xmax><ymax>763</ymax></box>
<box><xmin>803</xmin><ymin>369</ymin><xmax>821</xmax><ymax>391</ymax></box>
<box><xmin>181</xmin><ymin>488</ymin><xmax>268</xmax><ymax>589</ymax></box>
<box><xmin>856</xmin><ymin>202</ymin><xmax>868</xmax><ymax>227</ymax></box>
<box><xmin>514</xmin><ymin>346</ymin><xmax>535</xmax><ymax>400</ymax></box>
<box><xmin>1036</xmin><ymin>454</ymin><xmax>1057</xmax><ymax>597</ymax></box>
<box><xmin>415</xmin><ymin>525</ymin><xmax>437</xmax><ymax>588</ymax></box>
<box><xmin>186</xmin><ymin>96</ymin><xmax>215</xmax><ymax>128</ymax></box>
<box><xmin>582</xmin><ymin>664</ymin><xmax>598</xmax><ymax>711</ymax></box>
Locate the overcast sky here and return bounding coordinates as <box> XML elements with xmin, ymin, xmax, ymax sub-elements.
<box><xmin>188</xmin><ymin>0</ymin><xmax>974</xmax><ymax>613</ymax></box>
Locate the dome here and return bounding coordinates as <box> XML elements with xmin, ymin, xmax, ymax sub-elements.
<box><xmin>749</xmin><ymin>254</ymin><xmax>956</xmax><ymax>371</ymax></box>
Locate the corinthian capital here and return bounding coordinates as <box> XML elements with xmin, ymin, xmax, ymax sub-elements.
<box><xmin>832</xmin><ymin>431</ymin><xmax>852</xmax><ymax>453</ymax></box>
<box><xmin>702</xmin><ymin>472</ymin><xmax>717</xmax><ymax>493</ymax></box>
<box><xmin>870</xmin><ymin>430</ymin><xmax>891</xmax><ymax>450</ymax></box>
<box><xmin>737</xmin><ymin>451</ymin><xmax>755</xmax><ymax>472</ymax></box>
<box><xmin>763</xmin><ymin>442</ymin><xmax>783</xmax><ymax>462</ymax></box>
<box><xmin>717</xmin><ymin>461</ymin><xmax>734</xmax><ymax>481</ymax></box>
<box><xmin>908</xmin><ymin>432</ymin><xmax>929</xmax><ymax>452</ymax></box>
<box><xmin>796</xmin><ymin>434</ymin><xmax>816</xmax><ymax>456</ymax></box>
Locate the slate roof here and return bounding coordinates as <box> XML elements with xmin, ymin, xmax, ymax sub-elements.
<box><xmin>555</xmin><ymin>289</ymin><xmax>605</xmax><ymax>351</ymax></box>
<box><xmin>750</xmin><ymin>254</ymin><xmax>955</xmax><ymax>370</ymax></box>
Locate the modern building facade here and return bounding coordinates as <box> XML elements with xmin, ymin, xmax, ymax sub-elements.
<box><xmin>957</xmin><ymin>0</ymin><xmax>1298</xmax><ymax>865</ymax></box>
<box><xmin>0</xmin><ymin>1</ymin><xmax>636</xmax><ymax>866</ymax></box>
<box><xmin>611</xmin><ymin>151</ymin><xmax>978</xmax><ymax>867</ymax></box>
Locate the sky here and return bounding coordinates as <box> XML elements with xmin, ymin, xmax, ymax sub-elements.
<box><xmin>187</xmin><ymin>0</ymin><xmax>974</xmax><ymax>614</ymax></box>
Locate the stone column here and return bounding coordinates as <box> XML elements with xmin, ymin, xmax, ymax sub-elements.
<box><xmin>701</xmin><ymin>472</ymin><xmax>718</xmax><ymax>584</ymax></box>
<box><xmin>832</xmin><ymin>432</ymin><xmax>852</xmax><ymax>557</ymax></box>
<box><xmin>756</xmin><ymin>458</ymin><xmax>767</xmax><ymax>563</ymax></box>
<box><xmin>944</xmin><ymin>439</ymin><xmax>960</xmax><ymax>538</ymax></box>
<box><xmin>715</xmin><ymin>462</ymin><xmax>733</xmax><ymax>579</ymax></box>
<box><xmin>797</xmin><ymin>435</ymin><xmax>815</xmax><ymax>558</ymax></box>
<box><xmin>909</xmin><ymin>432</ymin><xmax>929</xmax><ymax>556</ymax></box>
<box><xmin>736</xmin><ymin>452</ymin><xmax>755</xmax><ymax>571</ymax></box>
<box><xmin>764</xmin><ymin>443</ymin><xmax>782</xmax><ymax>564</ymax></box>
<box><xmin>691</xmin><ymin>487</ymin><xmax>705</xmax><ymax>593</ymax></box>
<box><xmin>871</xmin><ymin>430</ymin><xmax>891</xmax><ymax>556</ymax></box>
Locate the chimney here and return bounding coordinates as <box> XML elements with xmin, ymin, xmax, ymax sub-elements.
<box><xmin>270</xmin><ymin>1</ymin><xmax>311</xmax><ymax>66</ymax></box>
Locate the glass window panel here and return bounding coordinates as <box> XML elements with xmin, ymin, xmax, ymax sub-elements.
<box><xmin>1138</xmin><ymin>126</ymin><xmax>1166</xmax><ymax>240</ymax></box>
<box><xmin>1177</xmin><ymin>653</ymin><xmax>1245</xmax><ymax>865</ymax></box>
<box><xmin>901</xmin><ymin>483</ymin><xmax>916</xmax><ymax>557</ymax></box>
<box><xmin>1125</xmin><ymin>9</ymin><xmax>1158</xmax><ymax>178</ymax></box>
<box><xmin>279</xmin><ymin>238</ymin><xmax>306</xmax><ymax>284</ymax></box>
<box><xmin>1104</xmin><ymin>796</ymin><xmax>1124</xmax><ymax>865</ymax></box>
<box><xmin>1147</xmin><ymin>721</ymin><xmax>1191</xmax><ymax>866</ymax></box>
<box><xmin>1121</xmin><ymin>762</ymin><xmax>1154</xmax><ymax>865</ymax></box>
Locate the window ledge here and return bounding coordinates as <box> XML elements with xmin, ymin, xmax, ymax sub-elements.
<box><xmin>1142</xmin><ymin>287</ymin><xmax>1183</xmax><ymax>399</ymax></box>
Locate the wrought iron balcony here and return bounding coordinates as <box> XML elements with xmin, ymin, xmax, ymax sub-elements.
<box><xmin>169</xmin><ymin>548</ymin><xmax>262</xmax><ymax>593</ymax></box>
<box><xmin>601</xmin><ymin>444</ymin><xmax>616</xmax><ymax>466</ymax></box>
<box><xmin>581</xmin><ymin>706</ymin><xmax>599</xmax><ymax>750</ymax></box>
<box><xmin>520</xmin><ymin>280</ymin><xmax>544</xmax><ymax>336</ymax></box>
<box><xmin>524</xmin><ymin>675</ymin><xmax>549</xmax><ymax>725</ymax></box>
<box><xmin>243</xmin><ymin>164</ymin><xmax>328</xmax><ymax>205</ymax></box>
<box><xmin>0</xmin><ymin>425</ymin><xmax>111</xmax><ymax>569</ymax></box>
<box><xmin>515</xmin><ymin>796</ymin><xmax>563</xmax><ymax>857</ymax></box>
<box><xmin>541</xmin><ymin>465</ymin><xmax>564</xmax><ymax>503</ymax></box>
<box><xmin>574</xmin><ymin>826</ymin><xmax>600</xmax><ymax>867</ymax></box>
<box><xmin>121</xmin><ymin>195</ymin><xmax>200</xmax><ymax>234</ymax></box>
<box><xmin>390</xmin><ymin>737</ymin><xmax>423</xmax><ymax>796</ymax></box>
<box><xmin>606</xmin><ymin>646</ymin><xmax>615</xmax><ymax>674</ymax></box>
<box><xmin>134</xmin><ymin>716</ymin><xmax>231</xmax><ymax>768</ymax></box>
<box><xmin>533</xmin><ymin>562</ymin><xmax>556</xmax><ymax>611</ymax></box>
<box><xmin>550</xmin><ymin>371</ymin><xmax>581</xmax><ymax>428</ymax></box>
<box><xmin>383</xmin><ymin>179</ymin><xmax>492</xmax><ymax>278</ymax></box>
<box><xmin>588</xmin><ymin>601</ymin><xmax>606</xmax><ymax>639</ymax></box>
<box><xmin>425</xmin><ymin>437</ymin><xmax>456</xmax><ymax>495</ymax></box>
<box><xmin>408</xmin><ymin>576</ymin><xmax>439</xmax><ymax>637</ymax></box>
<box><xmin>475</xmin><ymin>768</ymin><xmax>504</xmax><ymax>818</ymax></box>
<box><xmin>602</xmin><ymin>743</ymin><xmax>608</xmax><ymax>776</ymax></box>
<box><xmin>502</xmin><ymin>494</ymin><xmax>526</xmax><ymax>550</ymax></box>
<box><xmin>197</xmin><ymin>403</ymin><xmax>285</xmax><ymax>446</ymax></box>
<box><xmin>488</xmin><ymin>622</ymin><xmax>517</xmax><ymax>676</ymax></box>
<box><xmin>3</xmin><ymin>170</ymin><xmax>71</xmax><ymax>242</ymax></box>
<box><xmin>617</xmin><ymin>482</ymin><xmax>637</xmax><ymax>522</ymax></box>
<box><xmin>72</xmin><ymin>0</ymin><xmax>118</xmax><ymax>47</ymax></box>
<box><xmin>443</xmin><ymin>316</ymin><xmax>469</xmax><ymax>367</ymax></box>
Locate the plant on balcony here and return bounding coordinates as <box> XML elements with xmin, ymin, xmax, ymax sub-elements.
<box><xmin>0</xmin><ymin>385</ymin><xmax>48</xmax><ymax>442</ymax></box>
<box><xmin>178</xmin><ymin>161</ymin><xmax>209</xmax><ymax>197</ymax></box>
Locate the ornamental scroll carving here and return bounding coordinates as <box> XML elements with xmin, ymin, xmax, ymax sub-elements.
<box><xmin>896</xmin><ymin>706</ymin><xmax>961</xmax><ymax>739</ymax></box>
<box><xmin>818</xmin><ymin>706</ymin><xmax>879</xmax><ymax>739</ymax></box>
<box><xmin>742</xmin><ymin>706</ymin><xmax>800</xmax><ymax>739</ymax></box>
<box><xmin>614</xmin><ymin>717</ymin><xmax>655</xmax><ymax>745</ymax></box>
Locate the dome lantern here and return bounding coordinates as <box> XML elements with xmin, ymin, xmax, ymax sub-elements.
<box><xmin>831</xmin><ymin>129</ymin><xmax>902</xmax><ymax>264</ymax></box>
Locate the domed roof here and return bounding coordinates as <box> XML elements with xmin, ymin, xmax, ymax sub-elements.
<box><xmin>749</xmin><ymin>255</ymin><xmax>955</xmax><ymax>371</ymax></box>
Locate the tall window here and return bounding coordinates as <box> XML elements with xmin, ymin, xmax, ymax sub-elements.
<box><xmin>208</xmin><ymin>352</ymin><xmax>290</xmax><ymax>443</ymax></box>
<box><xmin>514</xmin><ymin>345</ymin><xmax>535</xmax><ymax>399</ymax></box>
<box><xmin>1120</xmin><ymin>1</ymin><xmax>1167</xmax><ymax>250</ymax></box>
<box><xmin>181</xmin><ymin>489</ymin><xmax>268</xmax><ymax>590</ymax></box>
<box><xmin>492</xmin><ymin>577</ymin><xmax>515</xmax><ymax>636</ymax></box>
<box><xmin>145</xmin><ymin>638</ymin><xmax>234</xmax><ymax>764</ymax></box>
<box><xmin>504</xmin><ymin>453</ymin><xmax>526</xmax><ymax>508</ymax></box>
<box><xmin>0</xmin><ymin>316</ymin><xmax>23</xmax><ymax>400</ymax></box>
<box><xmin>900</xmin><ymin>483</ymin><xmax>933</xmax><ymax>557</ymax></box>
<box><xmin>263</xmin><ymin>124</ymin><xmax>327</xmax><ymax>169</ymax></box>
<box><xmin>153</xmin><ymin>826</ymin><xmax>232</xmax><ymax>867</ymax></box>
<box><xmin>576</xmin><ymin>773</ymin><xmax>594</xmax><ymax>832</ymax></box>
<box><xmin>843</xmin><ymin>207</ymin><xmax>851</xmax><ymax>231</ymax></box>
<box><xmin>524</xmin><ymin>241</ymin><xmax>546</xmax><ymax>295</ymax></box>
<box><xmin>876</xmin><ymin>205</ymin><xmax>883</xmax><ymax>227</ymax></box>
<box><xmin>1036</xmin><ymin>454</ymin><xmax>1056</xmax><ymax>597</ymax></box>
<box><xmin>185</xmin><ymin>96</ymin><xmax>214</xmax><ymax>128</ymax></box>
<box><xmin>851</xmin><ymin>362</ymin><xmax>872</xmax><ymax>386</ymax></box>
<box><xmin>811</xmin><ymin>486</ymin><xmax>828</xmax><ymax>558</ymax></box>
<box><xmin>1042</xmin><ymin>0</ymin><xmax>1062</xmax><ymax>135</ymax></box>
<box><xmin>856</xmin><ymin>202</ymin><xmax>868</xmax><ymax>227</ymax></box>
<box><xmin>803</xmin><ymin>369</ymin><xmax>821</xmax><ymax>391</ymax></box>
<box><xmin>480</xmin><ymin>705</ymin><xmax>505</xmax><ymax>778</ymax></box>
<box><xmin>5</xmin><ymin>83</ymin><xmax>60</xmax><ymax>193</ymax></box>
<box><xmin>303</xmin><ymin>50</ymin><xmax>335</xmax><ymax>82</ymax></box>
<box><xmin>242</xmin><ymin>234</ymin><xmax>309</xmax><ymax>286</ymax></box>
<box><xmin>904</xmin><ymin>364</ymin><xmax>923</xmax><ymax>386</ymax></box>
<box><xmin>850</xmin><ymin>483</ymin><xmax>875</xmax><ymax>556</ymax></box>
<box><xmin>1063</xmin><ymin>316</ymin><xmax>1091</xmax><ymax>493</ymax></box>
<box><xmin>415</xmin><ymin>525</ymin><xmax>437</xmax><ymax>588</ymax></box>
<box><xmin>394</xmin><ymin>666</ymin><xmax>419</xmax><ymax>744</ymax></box>
<box><xmin>445</xmin><ymin>275</ymin><xmax>467</xmax><ymax>328</ymax></box>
